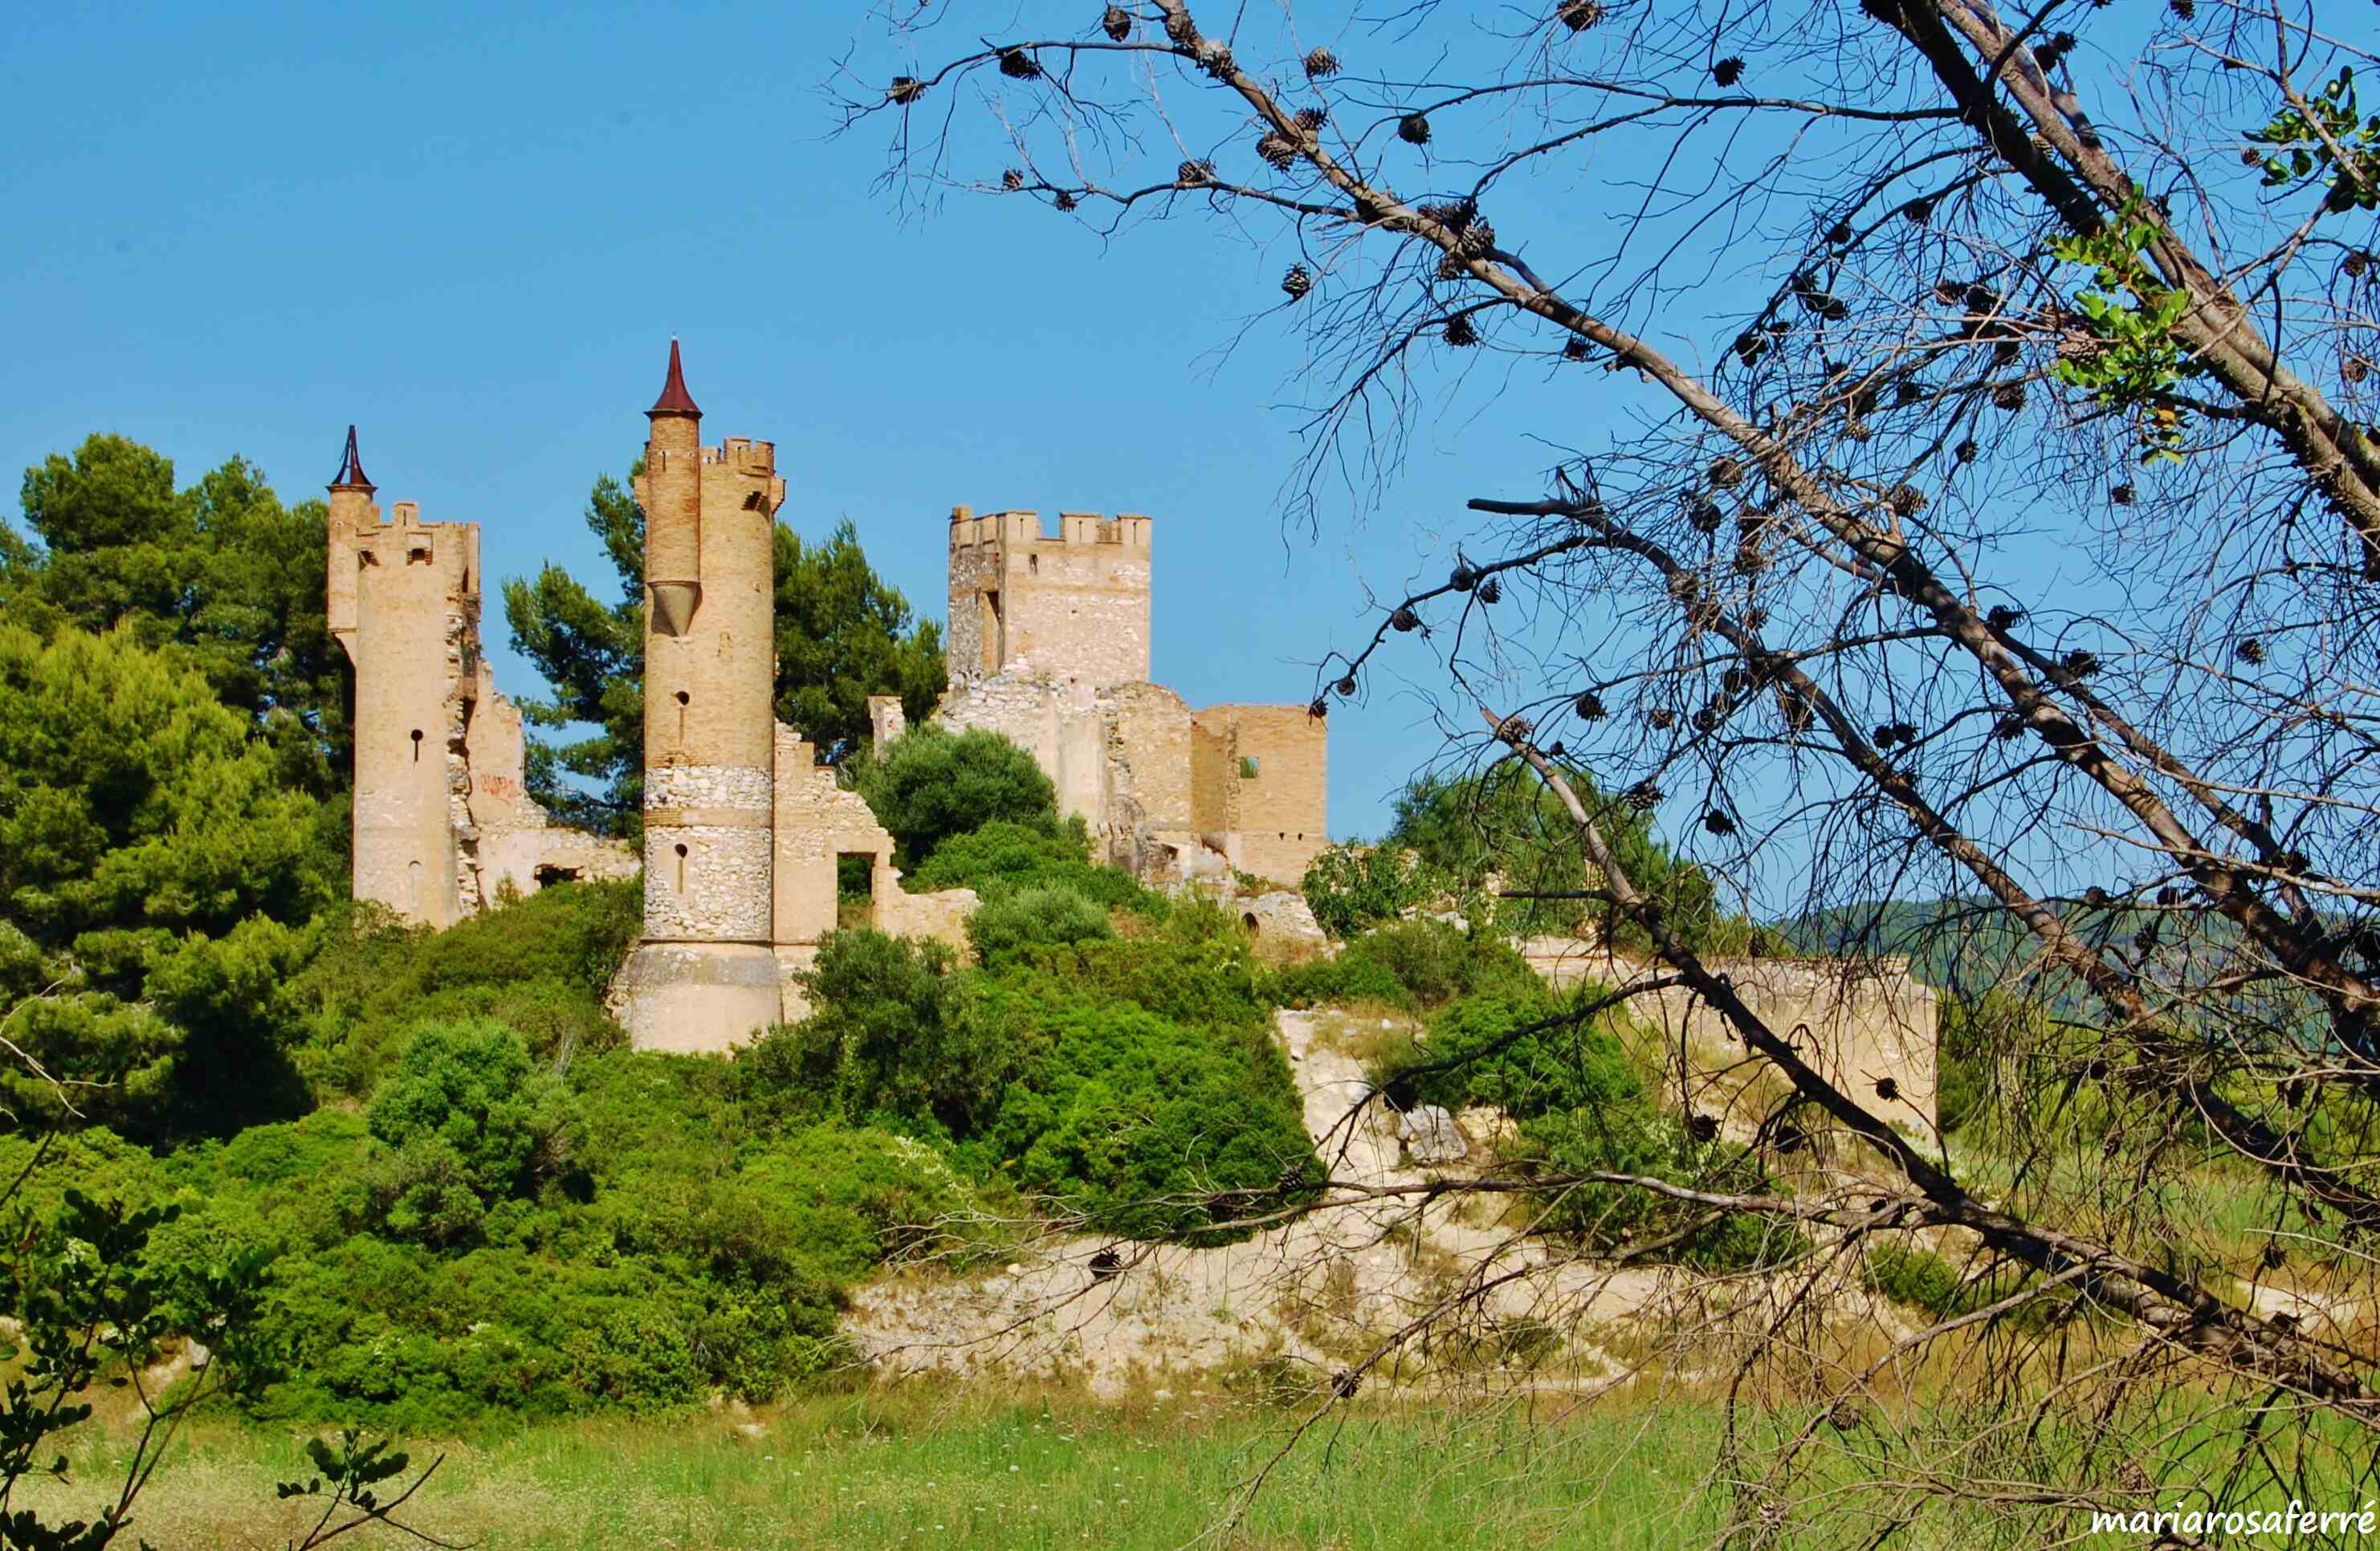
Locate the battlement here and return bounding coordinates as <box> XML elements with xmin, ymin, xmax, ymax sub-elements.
<box><xmin>948</xmin><ymin>505</ymin><xmax>1152</xmax><ymax>552</ymax></box>
<box><xmin>703</xmin><ymin>437</ymin><xmax>778</xmax><ymax>476</ymax></box>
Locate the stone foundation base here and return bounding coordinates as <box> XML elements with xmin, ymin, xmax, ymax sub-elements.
<box><xmin>613</xmin><ymin>941</ymin><xmax>783</xmax><ymax>1053</ymax></box>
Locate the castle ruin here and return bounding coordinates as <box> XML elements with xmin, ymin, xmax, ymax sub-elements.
<box><xmin>326</xmin><ymin>429</ymin><xmax>638</xmax><ymax>927</ymax></box>
<box><xmin>933</xmin><ymin>507</ymin><xmax>1329</xmax><ymax>889</ymax></box>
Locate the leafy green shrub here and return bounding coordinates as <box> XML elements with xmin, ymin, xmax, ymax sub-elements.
<box><xmin>1300</xmin><ymin>843</ymin><xmax>1437</xmax><ymax>939</ymax></box>
<box><xmin>741</xmin><ymin>930</ymin><xmax>1007</xmax><ymax>1138</ymax></box>
<box><xmin>365</xmin><ymin>1020</ymin><xmax>583</xmax><ymax>1245</ymax></box>
<box><xmin>973</xmin><ymin>986</ymin><xmax>1314</xmax><ymax>1243</ymax></box>
<box><xmin>283</xmin><ymin>878</ymin><xmax>638</xmax><ymax>1101</ymax></box>
<box><xmin>740</xmin><ymin>1124</ymin><xmax>1001</xmax><ymax>1275</ymax></box>
<box><xmin>1395</xmin><ymin>987</ymin><xmax>1640</xmax><ymax>1118</ymax></box>
<box><xmin>1269</xmin><ymin>919</ymin><xmax>1540</xmax><ymax>1012</ymax></box>
<box><xmin>966</xmin><ymin>885</ymin><xmax>1117</xmax><ymax>967</ymax></box>
<box><xmin>848</xmin><ymin>724</ymin><xmax>1058</xmax><ymax>865</ymax></box>
<box><xmin>903</xmin><ymin>817</ymin><xmax>1165</xmax><ymax>915</ymax></box>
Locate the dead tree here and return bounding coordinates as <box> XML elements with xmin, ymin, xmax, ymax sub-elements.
<box><xmin>838</xmin><ymin>2</ymin><xmax>2380</xmax><ymax>1540</ymax></box>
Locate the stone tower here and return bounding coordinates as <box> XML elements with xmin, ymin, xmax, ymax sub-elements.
<box><xmin>325</xmin><ymin>427</ymin><xmax>477</xmax><ymax>928</ymax></box>
<box><xmin>945</xmin><ymin>507</ymin><xmax>1152</xmax><ymax>693</ymax></box>
<box><xmin>614</xmin><ymin>342</ymin><xmax>789</xmax><ymax>1052</ymax></box>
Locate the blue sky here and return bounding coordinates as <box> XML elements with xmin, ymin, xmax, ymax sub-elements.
<box><xmin>0</xmin><ymin>0</ymin><xmax>1617</xmax><ymax>841</ymax></box>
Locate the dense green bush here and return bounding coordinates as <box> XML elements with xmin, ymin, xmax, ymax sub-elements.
<box><xmin>1267</xmin><ymin>918</ymin><xmax>1541</xmax><ymax>1012</ymax></box>
<box><xmin>281</xmin><ymin>878</ymin><xmax>640</xmax><ymax>1101</ymax></box>
<box><xmin>905</xmin><ymin>817</ymin><xmax>1168</xmax><ymax>917</ymax></box>
<box><xmin>365</xmin><ymin>1020</ymin><xmax>584</xmax><ymax>1246</ymax></box>
<box><xmin>749</xmin><ymin>914</ymin><xmax>1316</xmax><ymax>1244</ymax></box>
<box><xmin>1299</xmin><ymin>843</ymin><xmax>1439</xmax><ymax>939</ymax></box>
<box><xmin>743</xmin><ymin>930</ymin><xmax>1005</xmax><ymax>1138</ymax></box>
<box><xmin>847</xmin><ymin>725</ymin><xmax>1058</xmax><ymax>865</ymax></box>
<box><xmin>973</xmin><ymin>984</ymin><xmax>1311</xmax><ymax>1242</ymax></box>
<box><xmin>965</xmin><ymin>885</ymin><xmax>1117</xmax><ymax>967</ymax></box>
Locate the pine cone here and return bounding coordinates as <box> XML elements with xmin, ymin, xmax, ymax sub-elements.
<box><xmin>1575</xmin><ymin>691</ymin><xmax>1607</xmax><ymax>720</ymax></box>
<box><xmin>1176</xmin><ymin>159</ymin><xmax>1214</xmax><ymax>188</ymax></box>
<box><xmin>1257</xmin><ymin>132</ymin><xmax>1297</xmax><ymax>169</ymax></box>
<box><xmin>1734</xmin><ymin>332</ymin><xmax>1766</xmax><ymax>365</ymax></box>
<box><xmin>1090</xmin><ymin>1246</ymin><xmax>1123</xmax><ymax>1280</ymax></box>
<box><xmin>1282</xmin><ymin>263</ymin><xmax>1314</xmax><ymax>300</ymax></box>
<box><xmin>1986</xmin><ymin>605</ymin><xmax>2023</xmax><ymax>629</ymax></box>
<box><xmin>1303</xmin><ymin>47</ymin><xmax>1339</xmax><ymax>78</ymax></box>
<box><xmin>1449</xmin><ymin>561</ymin><xmax>1477</xmax><ymax>591</ymax></box>
<box><xmin>1102</xmin><ymin>4</ymin><xmax>1131</xmax><ymax>41</ymax></box>
<box><xmin>1308</xmin><ymin>696</ymin><xmax>1330</xmax><ymax>719</ymax></box>
<box><xmin>2170</xmin><ymin>0</ymin><xmax>2195</xmax><ymax>18</ymax></box>
<box><xmin>1458</xmin><ymin>220</ymin><xmax>1495</xmax><ymax>258</ymax></box>
<box><xmin>1827</xmin><ymin>219</ymin><xmax>1853</xmax><ymax>246</ymax></box>
<box><xmin>1437</xmin><ymin>250</ymin><xmax>1467</xmax><ymax>281</ymax></box>
<box><xmin>1648</xmin><ymin>708</ymin><xmax>1676</xmax><ymax>731</ymax></box>
<box><xmin>2062</xmin><ymin>649</ymin><xmax>2101</xmax><ymax>678</ymax></box>
<box><xmin>1953</xmin><ymin>438</ymin><xmax>1979</xmax><ymax>464</ymax></box>
<box><xmin>999</xmin><ymin>47</ymin><xmax>1043</xmax><ymax>79</ymax></box>
<box><xmin>1296</xmin><ymin>106</ymin><xmax>1328</xmax><ymax>131</ymax></box>
<box><xmin>1901</xmin><ymin>197</ymin><xmax>1933</xmax><ymax>225</ymax></box>
<box><xmin>2109</xmin><ymin>482</ymin><xmax>2135</xmax><ymax>505</ymax></box>
<box><xmin>1886</xmin><ymin>484</ymin><xmax>1926</xmax><ymax>517</ymax></box>
<box><xmin>1002</xmin><ymin>168</ymin><xmax>1025</xmax><ymax>191</ymax></box>
<box><xmin>2235</xmin><ymin>637</ymin><xmax>2266</xmax><ymax>665</ymax></box>
<box><xmin>1477</xmin><ymin>576</ymin><xmax>1502</xmax><ymax>604</ymax></box>
<box><xmin>1564</xmin><ymin>337</ymin><xmax>1592</xmax><ymax>363</ymax></box>
<box><xmin>1702</xmin><ymin>808</ymin><xmax>1735</xmax><ymax>835</ymax></box>
<box><xmin>1689</xmin><ymin>500</ymin><xmax>1722</xmax><ymax>534</ymax></box>
<box><xmin>1895</xmin><ymin>378</ymin><xmax>1926</xmax><ymax>407</ymax></box>
<box><xmin>1992</xmin><ymin>381</ymin><xmax>2028</xmax><ymax>412</ymax></box>
<box><xmin>888</xmin><ymin>75</ymin><xmax>926</xmax><ymax>104</ymax></box>
<box><xmin>1336</xmin><ymin>674</ymin><xmax>1358</xmax><ymax>697</ymax></box>
<box><xmin>1557</xmin><ymin>0</ymin><xmax>1606</xmax><ymax>30</ymax></box>
<box><xmin>1443</xmin><ymin>313</ymin><xmax>1479</xmax><ymax>347</ymax></box>
<box><xmin>1053</xmin><ymin>190</ymin><xmax>1078</xmax><ymax>212</ymax></box>
<box><xmin>1390</xmin><ymin>605</ymin><xmax>1420</xmax><ymax>632</ymax></box>
<box><xmin>1692</xmin><ymin>703</ymin><xmax>1724</xmax><ymax>733</ymax></box>
<box><xmin>1624</xmin><ymin>780</ymin><xmax>1662</xmax><ymax>811</ymax></box>
<box><xmin>1331</xmin><ymin>1367</ymin><xmax>1361</xmax><ymax>1398</ymax></box>
<box><xmin>1398</xmin><ymin>112</ymin><xmax>1432</xmax><ymax>145</ymax></box>
<box><xmin>1712</xmin><ymin>56</ymin><xmax>1744</xmax><ymax>87</ymax></box>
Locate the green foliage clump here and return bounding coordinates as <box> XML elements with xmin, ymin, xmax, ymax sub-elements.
<box><xmin>279</xmin><ymin>877</ymin><xmax>642</xmax><ymax>1101</ymax></box>
<box><xmin>744</xmin><ymin>930</ymin><xmax>1000</xmax><ymax>1138</ymax></box>
<box><xmin>2047</xmin><ymin>197</ymin><xmax>2207</xmax><ymax>462</ymax></box>
<box><xmin>1374</xmin><ymin>986</ymin><xmax>1790</xmax><ymax>1270</ymax></box>
<box><xmin>754</xmin><ymin>913</ymin><xmax>1316</xmax><ymax>1245</ymax></box>
<box><xmin>1299</xmin><ymin>843</ymin><xmax>1437</xmax><ymax>939</ymax></box>
<box><xmin>1385</xmin><ymin>765</ymin><xmax>1771</xmax><ymax>955</ymax></box>
<box><xmin>1268</xmin><ymin>918</ymin><xmax>1541</xmax><ymax>1012</ymax></box>
<box><xmin>0</xmin><ymin>622</ymin><xmax>343</xmax><ymax>1138</ymax></box>
<box><xmin>966</xmin><ymin>885</ymin><xmax>1117</xmax><ymax>967</ymax></box>
<box><xmin>847</xmin><ymin>725</ymin><xmax>1058</xmax><ymax>866</ymax></box>
<box><xmin>905</xmin><ymin>817</ymin><xmax>1168</xmax><ymax>917</ymax></box>
<box><xmin>364</xmin><ymin>1020</ymin><xmax>584</xmax><ymax>1246</ymax></box>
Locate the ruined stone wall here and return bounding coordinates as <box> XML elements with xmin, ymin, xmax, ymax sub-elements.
<box><xmin>1518</xmin><ymin>938</ymin><xmax>1940</xmax><ymax>1128</ymax></box>
<box><xmin>1187</xmin><ymin>704</ymin><xmax>1330</xmax><ymax>887</ymax></box>
<box><xmin>772</xmin><ymin>722</ymin><xmax>895</xmax><ymax>947</ymax></box>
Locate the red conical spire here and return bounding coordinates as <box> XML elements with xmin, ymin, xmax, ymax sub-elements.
<box><xmin>647</xmin><ymin>338</ymin><xmax>701</xmax><ymax>418</ymax></box>
<box><xmin>329</xmin><ymin>425</ymin><xmax>374</xmax><ymax>492</ymax></box>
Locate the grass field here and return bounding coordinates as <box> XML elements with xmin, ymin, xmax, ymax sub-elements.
<box><xmin>31</xmin><ymin>1387</ymin><xmax>1730</xmax><ymax>1549</ymax></box>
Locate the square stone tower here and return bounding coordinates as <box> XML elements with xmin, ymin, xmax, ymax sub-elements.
<box><xmin>946</xmin><ymin>507</ymin><xmax>1152</xmax><ymax>693</ymax></box>
<box><xmin>325</xmin><ymin>431</ymin><xmax>479</xmax><ymax>929</ymax></box>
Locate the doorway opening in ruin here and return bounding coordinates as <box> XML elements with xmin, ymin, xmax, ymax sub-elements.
<box><xmin>1241</xmin><ymin>911</ymin><xmax>1259</xmax><ymax>934</ymax></box>
<box><xmin>980</xmin><ymin>589</ymin><xmax>1003</xmax><ymax>674</ymax></box>
<box><xmin>837</xmin><ymin>853</ymin><xmax>877</xmax><ymax>930</ymax></box>
<box><xmin>1239</xmin><ymin>755</ymin><xmax>1260</xmax><ymax>779</ymax></box>
<box><xmin>534</xmin><ymin>865</ymin><xmax>582</xmax><ymax>889</ymax></box>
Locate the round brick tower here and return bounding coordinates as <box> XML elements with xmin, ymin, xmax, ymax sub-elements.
<box><xmin>615</xmin><ymin>340</ymin><xmax>784</xmax><ymax>1050</ymax></box>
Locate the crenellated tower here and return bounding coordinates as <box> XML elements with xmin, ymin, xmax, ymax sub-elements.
<box><xmin>946</xmin><ymin>507</ymin><xmax>1152</xmax><ymax>693</ymax></box>
<box><xmin>614</xmin><ymin>341</ymin><xmax>789</xmax><ymax>1052</ymax></box>
<box><xmin>326</xmin><ymin>427</ymin><xmax>480</xmax><ymax>928</ymax></box>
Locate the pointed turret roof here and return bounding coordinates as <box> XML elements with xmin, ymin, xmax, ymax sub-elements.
<box><xmin>329</xmin><ymin>425</ymin><xmax>374</xmax><ymax>492</ymax></box>
<box><xmin>647</xmin><ymin>338</ymin><xmax>702</xmax><ymax>418</ymax></box>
